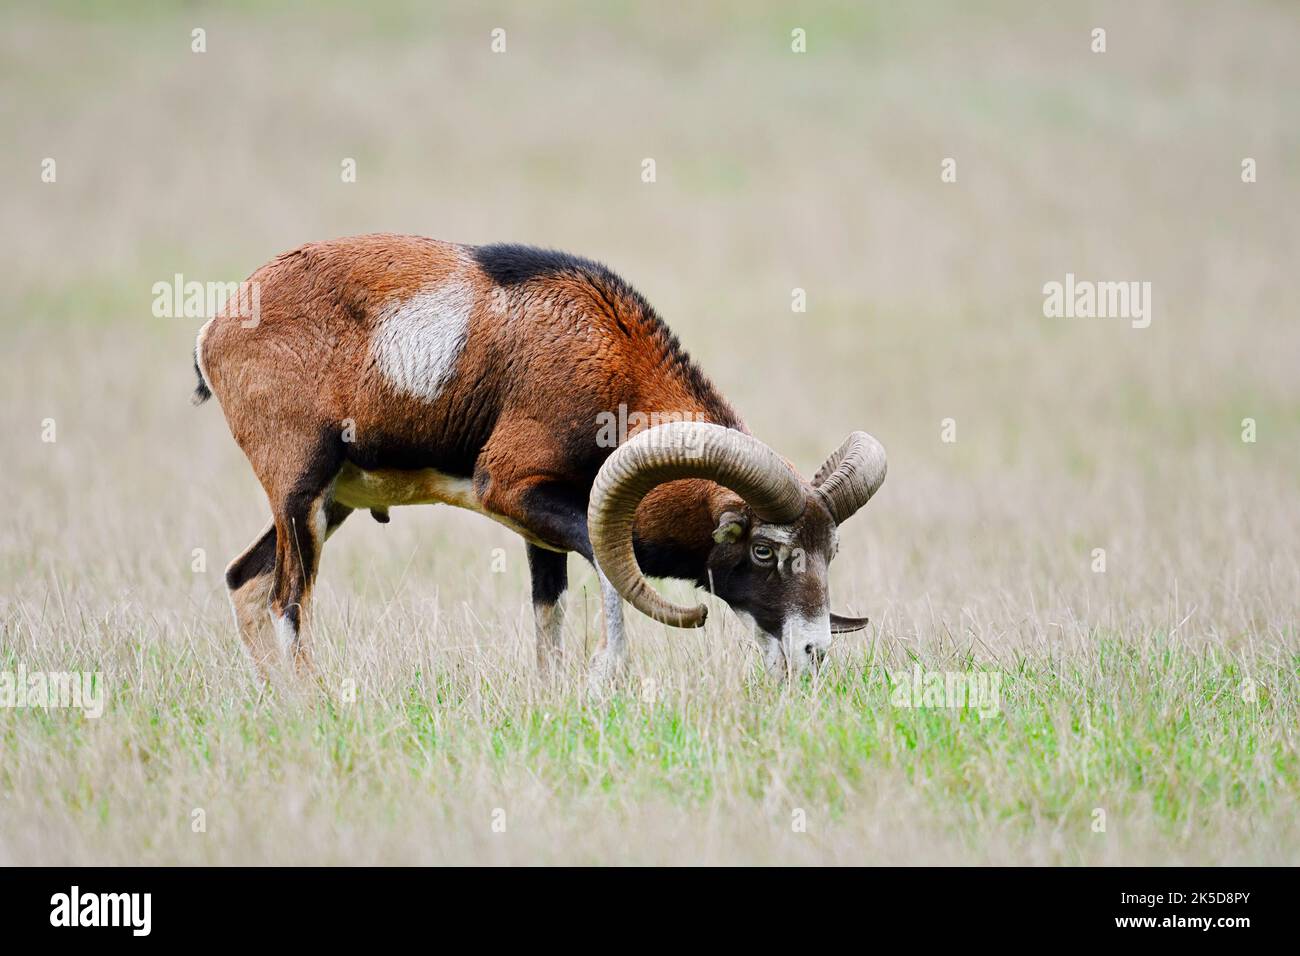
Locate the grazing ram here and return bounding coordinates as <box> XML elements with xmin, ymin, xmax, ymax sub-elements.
<box><xmin>193</xmin><ymin>234</ymin><xmax>886</xmax><ymax>683</ymax></box>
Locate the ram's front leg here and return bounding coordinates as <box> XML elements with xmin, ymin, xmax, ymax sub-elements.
<box><xmin>587</xmin><ymin>566</ymin><xmax>627</xmax><ymax>690</ymax></box>
<box><xmin>526</xmin><ymin>543</ymin><xmax>567</xmax><ymax>674</ymax></box>
<box><xmin>479</xmin><ymin>468</ymin><xmax>628</xmax><ymax>689</ymax></box>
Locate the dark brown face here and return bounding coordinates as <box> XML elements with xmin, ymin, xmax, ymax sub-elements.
<box><xmin>706</xmin><ymin>495</ymin><xmax>839</xmax><ymax>674</ymax></box>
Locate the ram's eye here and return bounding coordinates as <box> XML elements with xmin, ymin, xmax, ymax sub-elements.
<box><xmin>751</xmin><ymin>544</ymin><xmax>775</xmax><ymax>563</ymax></box>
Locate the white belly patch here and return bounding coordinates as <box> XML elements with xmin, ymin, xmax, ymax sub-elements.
<box><xmin>332</xmin><ymin>464</ymin><xmax>555</xmax><ymax>548</ymax></box>
<box><xmin>370</xmin><ymin>281</ymin><xmax>474</xmax><ymax>403</ymax></box>
<box><xmin>334</xmin><ymin>463</ymin><xmax>479</xmax><ymax>510</ymax></box>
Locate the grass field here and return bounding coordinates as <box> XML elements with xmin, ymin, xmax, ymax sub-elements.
<box><xmin>2</xmin><ymin>1</ymin><xmax>1297</xmax><ymax>864</ymax></box>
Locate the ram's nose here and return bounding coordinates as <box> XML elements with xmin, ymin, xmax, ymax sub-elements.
<box><xmin>784</xmin><ymin>613</ymin><xmax>832</xmax><ymax>672</ymax></box>
<box><xmin>804</xmin><ymin>642</ymin><xmax>828</xmax><ymax>668</ymax></box>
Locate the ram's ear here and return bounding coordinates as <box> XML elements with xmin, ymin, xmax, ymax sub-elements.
<box><xmin>711</xmin><ymin>511</ymin><xmax>748</xmax><ymax>545</ymax></box>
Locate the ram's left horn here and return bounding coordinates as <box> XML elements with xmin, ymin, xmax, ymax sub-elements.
<box><xmin>588</xmin><ymin>421</ymin><xmax>806</xmax><ymax>627</ymax></box>
<box><xmin>812</xmin><ymin>431</ymin><xmax>886</xmax><ymax>525</ymax></box>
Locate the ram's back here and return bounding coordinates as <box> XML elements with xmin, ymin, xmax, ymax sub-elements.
<box><xmin>198</xmin><ymin>234</ymin><xmax>740</xmax><ymax>486</ymax></box>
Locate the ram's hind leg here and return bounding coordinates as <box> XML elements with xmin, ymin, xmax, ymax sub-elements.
<box><xmin>226</xmin><ymin>522</ymin><xmax>279</xmax><ymax>680</ymax></box>
<box><xmin>226</xmin><ymin>502</ymin><xmax>352</xmax><ymax>681</ymax></box>
<box><xmin>269</xmin><ymin>496</ymin><xmax>351</xmax><ymax>678</ymax></box>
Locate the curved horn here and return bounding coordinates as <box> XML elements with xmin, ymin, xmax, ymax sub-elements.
<box><xmin>589</xmin><ymin>421</ymin><xmax>806</xmax><ymax>627</ymax></box>
<box><xmin>830</xmin><ymin>612</ymin><xmax>870</xmax><ymax>633</ymax></box>
<box><xmin>813</xmin><ymin>431</ymin><xmax>887</xmax><ymax>525</ymax></box>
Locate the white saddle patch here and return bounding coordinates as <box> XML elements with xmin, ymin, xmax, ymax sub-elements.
<box><xmin>371</xmin><ymin>281</ymin><xmax>474</xmax><ymax>403</ymax></box>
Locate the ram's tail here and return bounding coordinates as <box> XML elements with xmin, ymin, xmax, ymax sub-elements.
<box><xmin>191</xmin><ymin>347</ymin><xmax>212</xmax><ymax>405</ymax></box>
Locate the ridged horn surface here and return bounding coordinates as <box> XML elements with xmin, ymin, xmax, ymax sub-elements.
<box><xmin>588</xmin><ymin>421</ymin><xmax>806</xmax><ymax>626</ymax></box>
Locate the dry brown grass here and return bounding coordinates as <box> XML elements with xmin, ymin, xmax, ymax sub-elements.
<box><xmin>1</xmin><ymin>1</ymin><xmax>1297</xmax><ymax>865</ymax></box>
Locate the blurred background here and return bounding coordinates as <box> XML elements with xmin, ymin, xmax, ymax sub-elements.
<box><xmin>4</xmin><ymin>0</ymin><xmax>1296</xmax><ymax>639</ymax></box>
<box><xmin>1</xmin><ymin>1</ymin><xmax>1298</xmax><ymax>865</ymax></box>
